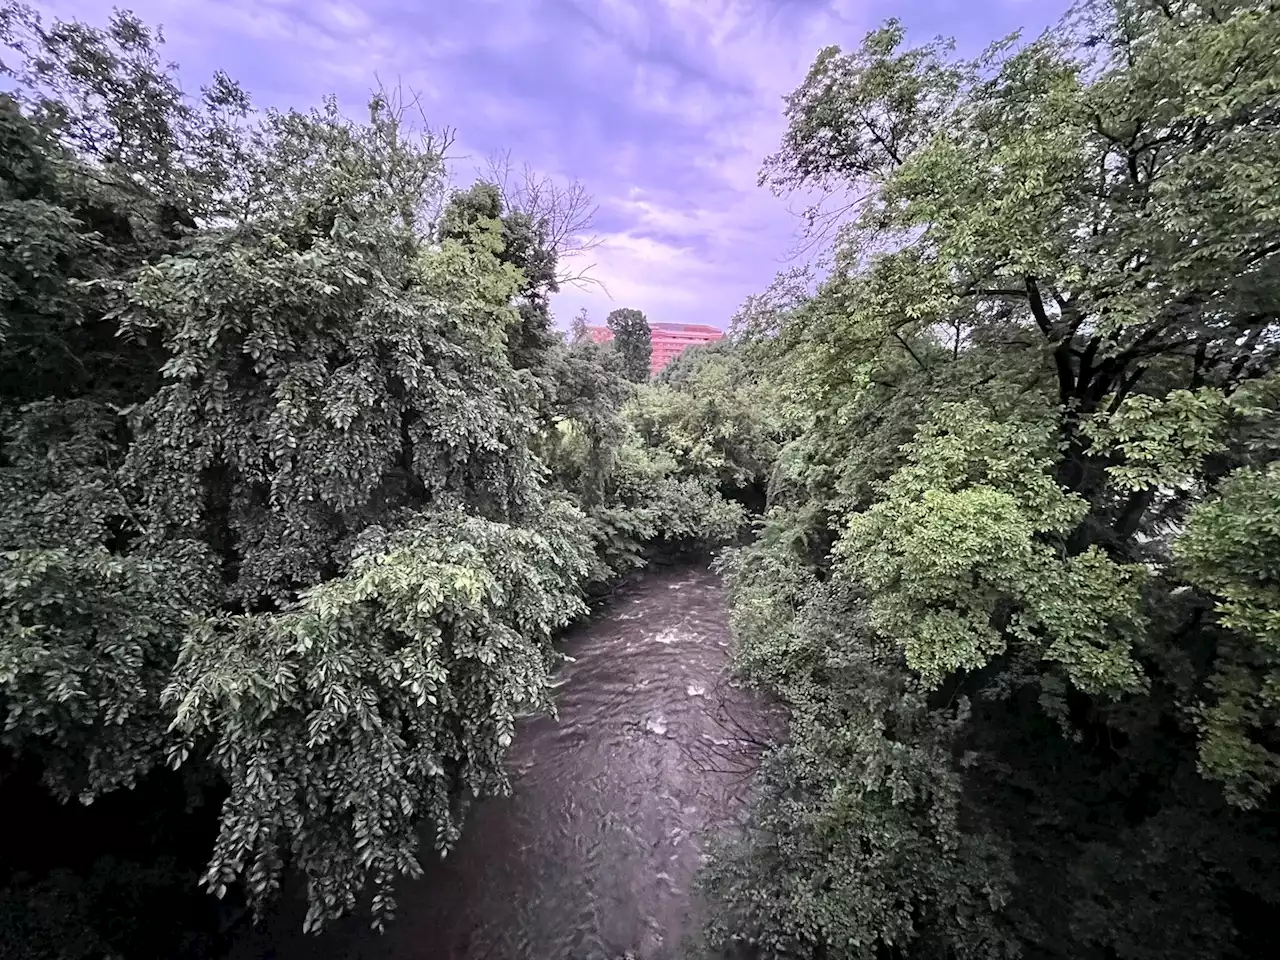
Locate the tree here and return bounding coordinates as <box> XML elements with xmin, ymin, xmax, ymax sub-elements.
<box><xmin>437</xmin><ymin>180</ymin><xmax>559</xmax><ymax>374</ymax></box>
<box><xmin>699</xmin><ymin>0</ymin><xmax>1280</xmax><ymax>956</ymax></box>
<box><xmin>606</xmin><ymin>307</ymin><xmax>652</xmax><ymax>382</ymax></box>
<box><xmin>632</xmin><ymin>340</ymin><xmax>787</xmax><ymax>505</ymax></box>
<box><xmin>539</xmin><ymin>337</ymin><xmax>633</xmax><ymax>509</ymax></box>
<box><xmin>0</xmin><ymin>6</ymin><xmax>750</xmax><ymax>950</ymax></box>
<box><xmin>536</xmin><ymin>334</ymin><xmax>748</xmax><ymax>585</ymax></box>
<box><xmin>569</xmin><ymin>307</ymin><xmax>590</xmax><ymax>344</ymax></box>
<box><xmin>482</xmin><ymin>150</ymin><xmax>602</xmax><ymax>292</ymax></box>
<box><xmin>0</xmin><ymin>3</ymin><xmax>599</xmax><ymax>940</ymax></box>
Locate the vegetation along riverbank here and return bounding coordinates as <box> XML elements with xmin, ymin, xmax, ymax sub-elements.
<box><xmin>3</xmin><ymin>1</ymin><xmax>1280</xmax><ymax>958</ymax></box>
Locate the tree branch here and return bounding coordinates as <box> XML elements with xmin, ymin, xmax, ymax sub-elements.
<box><xmin>1027</xmin><ymin>277</ymin><xmax>1078</xmax><ymax>402</ymax></box>
<box><xmin>892</xmin><ymin>330</ymin><xmax>930</xmax><ymax>375</ymax></box>
<box><xmin>1025</xmin><ymin>276</ymin><xmax>1054</xmax><ymax>337</ymax></box>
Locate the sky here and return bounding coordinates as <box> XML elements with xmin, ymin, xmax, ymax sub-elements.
<box><xmin>50</xmin><ymin>0</ymin><xmax>1072</xmax><ymax>330</ymax></box>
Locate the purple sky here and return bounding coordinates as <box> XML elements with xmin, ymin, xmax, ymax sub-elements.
<box><xmin>51</xmin><ymin>0</ymin><xmax>1070</xmax><ymax>329</ymax></box>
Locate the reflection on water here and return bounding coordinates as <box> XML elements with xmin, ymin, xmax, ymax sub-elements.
<box><xmin>232</xmin><ymin>565</ymin><xmax>775</xmax><ymax>960</ymax></box>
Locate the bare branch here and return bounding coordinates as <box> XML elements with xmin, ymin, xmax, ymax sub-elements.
<box><xmin>371</xmin><ymin>73</ymin><xmax>457</xmax><ymax>160</ymax></box>
<box><xmin>480</xmin><ymin>151</ymin><xmax>604</xmax><ymax>290</ymax></box>
<box><xmin>367</xmin><ymin>74</ymin><xmax>458</xmax><ymax>230</ymax></box>
<box><xmin>780</xmin><ymin>186</ymin><xmax>873</xmax><ymax>262</ymax></box>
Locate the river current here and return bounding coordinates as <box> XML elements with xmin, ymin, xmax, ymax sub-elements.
<box><xmin>231</xmin><ymin>565</ymin><xmax>775</xmax><ymax>960</ymax></box>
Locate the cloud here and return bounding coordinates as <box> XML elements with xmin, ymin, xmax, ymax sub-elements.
<box><xmin>49</xmin><ymin>0</ymin><xmax>1072</xmax><ymax>328</ymax></box>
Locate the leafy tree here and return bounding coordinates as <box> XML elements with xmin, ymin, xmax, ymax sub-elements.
<box><xmin>653</xmin><ymin>338</ymin><xmax>732</xmax><ymax>388</ymax></box>
<box><xmin>537</xmin><ymin>335</ymin><xmax>748</xmax><ymax>584</ymax></box>
<box><xmin>605</xmin><ymin>306</ymin><xmax>652</xmax><ymax>382</ymax></box>
<box><xmin>0</xmin><ymin>6</ymin><xmax>753</xmax><ymax>948</ymax></box>
<box><xmin>0</xmin><ymin>3</ymin><xmax>252</xmax><ymax>223</ymax></box>
<box><xmin>437</xmin><ymin>180</ymin><xmax>559</xmax><ymax>374</ymax></box>
<box><xmin>166</xmin><ymin>504</ymin><xmax>594</xmax><ymax>932</ymax></box>
<box><xmin>631</xmin><ymin>340</ymin><xmax>788</xmax><ymax>503</ymax></box>
<box><xmin>1175</xmin><ymin>456</ymin><xmax>1280</xmax><ymax>807</ymax></box>
<box><xmin>699</xmin><ymin>1</ymin><xmax>1280</xmax><ymax>957</ymax></box>
<box><xmin>540</xmin><ymin>337</ymin><xmax>633</xmax><ymax>508</ymax></box>
<box><xmin>569</xmin><ymin>306</ymin><xmax>590</xmax><ymax>343</ymax></box>
<box><xmin>0</xmin><ymin>3</ymin><xmax>599</xmax><ymax>940</ymax></box>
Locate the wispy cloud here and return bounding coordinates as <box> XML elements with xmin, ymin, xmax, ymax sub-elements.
<box><xmin>50</xmin><ymin>0</ymin><xmax>1070</xmax><ymax>327</ymax></box>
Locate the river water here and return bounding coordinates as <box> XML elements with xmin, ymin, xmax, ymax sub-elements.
<box><xmin>231</xmin><ymin>565</ymin><xmax>775</xmax><ymax>960</ymax></box>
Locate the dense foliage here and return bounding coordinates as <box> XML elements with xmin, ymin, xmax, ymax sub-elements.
<box><xmin>606</xmin><ymin>305</ymin><xmax>653</xmax><ymax>382</ymax></box>
<box><xmin>0</xmin><ymin>4</ymin><xmax>744</xmax><ymax>953</ymax></box>
<box><xmin>8</xmin><ymin>1</ymin><xmax>1279</xmax><ymax>958</ymax></box>
<box><xmin>538</xmin><ymin>335</ymin><xmax>747</xmax><ymax>583</ymax></box>
<box><xmin>698</xmin><ymin>0</ymin><xmax>1280</xmax><ymax>957</ymax></box>
<box><xmin>633</xmin><ymin>340</ymin><xmax>787</xmax><ymax>508</ymax></box>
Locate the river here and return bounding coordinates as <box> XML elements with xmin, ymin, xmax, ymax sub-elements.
<box><xmin>230</xmin><ymin>564</ymin><xmax>775</xmax><ymax>960</ymax></box>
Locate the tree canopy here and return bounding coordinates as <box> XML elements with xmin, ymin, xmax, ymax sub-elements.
<box><xmin>5</xmin><ymin>0</ymin><xmax>1280</xmax><ymax>957</ymax></box>
<box><xmin>698</xmin><ymin>0</ymin><xmax>1280</xmax><ymax>957</ymax></box>
<box><xmin>0</xmin><ymin>4</ymin><xmax>744</xmax><ymax>952</ymax></box>
<box><xmin>605</xmin><ymin>306</ymin><xmax>652</xmax><ymax>382</ymax></box>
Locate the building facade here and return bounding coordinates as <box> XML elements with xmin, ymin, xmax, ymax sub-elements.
<box><xmin>584</xmin><ymin>321</ymin><xmax>724</xmax><ymax>376</ymax></box>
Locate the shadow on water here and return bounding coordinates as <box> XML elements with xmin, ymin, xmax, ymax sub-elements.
<box><xmin>232</xmin><ymin>565</ymin><xmax>778</xmax><ymax>960</ymax></box>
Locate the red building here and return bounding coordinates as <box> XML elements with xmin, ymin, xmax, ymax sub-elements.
<box><xmin>585</xmin><ymin>321</ymin><xmax>724</xmax><ymax>376</ymax></box>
